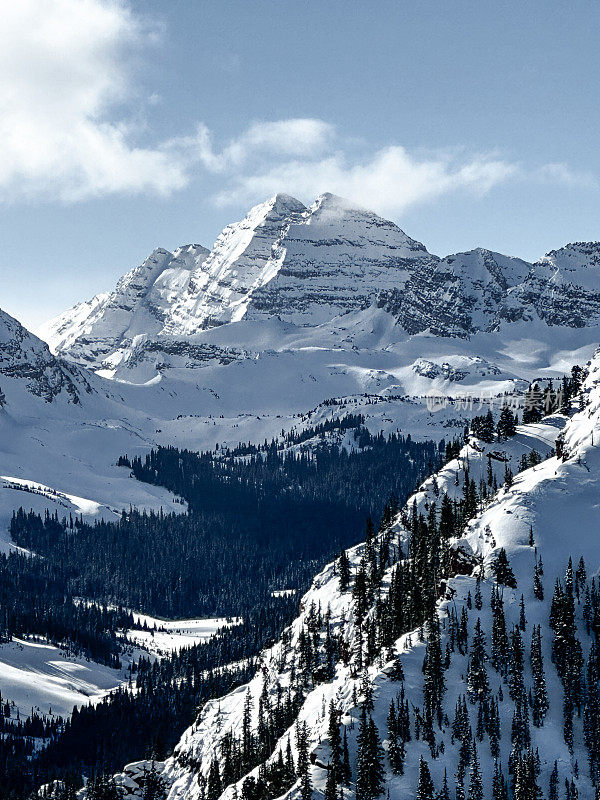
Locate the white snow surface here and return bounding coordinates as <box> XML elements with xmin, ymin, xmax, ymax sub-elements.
<box><xmin>0</xmin><ymin>637</ymin><xmax>128</xmax><ymax>722</ymax></box>
<box><xmin>122</xmin><ymin>615</ymin><xmax>241</xmax><ymax>658</ymax></box>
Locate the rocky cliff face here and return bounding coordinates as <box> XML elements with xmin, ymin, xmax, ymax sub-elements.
<box><xmin>382</xmin><ymin>248</ymin><xmax>533</xmax><ymax>337</ymax></box>
<box><xmin>515</xmin><ymin>242</ymin><xmax>600</xmax><ymax>328</ymax></box>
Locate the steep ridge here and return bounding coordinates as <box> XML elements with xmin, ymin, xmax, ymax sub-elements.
<box><xmin>516</xmin><ymin>242</ymin><xmax>600</xmax><ymax>328</ymax></box>
<box><xmin>228</xmin><ymin>192</ymin><xmax>436</xmax><ymax>327</ymax></box>
<box><xmin>39</xmin><ymin>244</ymin><xmax>210</xmax><ymax>368</ymax></box>
<box><xmin>41</xmin><ymin>193</ymin><xmax>438</xmax><ymax>372</ymax></box>
<box><xmin>109</xmin><ymin>353</ymin><xmax>600</xmax><ymax>800</ymax></box>
<box><xmin>384</xmin><ymin>248</ymin><xmax>533</xmax><ymax>337</ymax></box>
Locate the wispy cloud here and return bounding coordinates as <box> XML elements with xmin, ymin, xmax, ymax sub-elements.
<box><xmin>167</xmin><ymin>119</ymin><xmax>336</xmax><ymax>173</ymax></box>
<box><xmin>535</xmin><ymin>162</ymin><xmax>598</xmax><ymax>189</ymax></box>
<box><xmin>212</xmin><ymin>144</ymin><xmax>519</xmax><ymax>216</ymax></box>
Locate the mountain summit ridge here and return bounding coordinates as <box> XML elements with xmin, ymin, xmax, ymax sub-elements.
<box><xmin>37</xmin><ymin>193</ymin><xmax>600</xmax><ymax>377</ymax></box>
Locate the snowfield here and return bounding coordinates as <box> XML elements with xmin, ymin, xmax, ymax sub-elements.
<box><xmin>0</xmin><ymin>637</ymin><xmax>127</xmax><ymax>723</ymax></box>
<box><xmin>122</xmin><ymin>614</ymin><xmax>242</xmax><ymax>658</ymax></box>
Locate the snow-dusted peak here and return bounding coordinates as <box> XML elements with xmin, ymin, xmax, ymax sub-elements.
<box><xmin>232</xmin><ymin>193</ymin><xmax>307</xmax><ymax>231</ymax></box>
<box><xmin>39</xmin><ymin>242</ymin><xmax>211</xmax><ymax>365</ymax></box>
<box><xmin>535</xmin><ymin>241</ymin><xmax>600</xmax><ymax>290</ymax></box>
<box><xmin>171</xmin><ymin>243</ymin><xmax>210</xmax><ymax>268</ymax></box>
<box><xmin>38</xmin><ymin>194</ymin><xmax>600</xmax><ymax>374</ymax></box>
<box><xmin>446</xmin><ymin>247</ymin><xmax>532</xmax><ymax>289</ymax></box>
<box><xmin>305</xmin><ymin>191</ymin><xmax>430</xmax><ymax>255</ymax></box>
<box><xmin>379</xmin><ymin>246</ymin><xmax>533</xmax><ymax>337</ymax></box>
<box><xmin>515</xmin><ymin>241</ymin><xmax>600</xmax><ymax>327</ymax></box>
<box><xmin>268</xmin><ymin>192</ymin><xmax>308</xmax><ymax>214</ymax></box>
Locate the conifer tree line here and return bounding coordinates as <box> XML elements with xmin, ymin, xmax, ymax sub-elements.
<box><xmin>468</xmin><ymin>364</ymin><xmax>585</xmax><ymax>443</ymax></box>
<box><xmin>522</xmin><ymin>366</ymin><xmax>586</xmax><ymax>424</ymax></box>
<box><xmin>122</xmin><ymin>426</ymin><xmax>442</xmax><ymax>522</ymax></box>
<box><xmin>333</xmin><ymin>500</ymin><xmax>600</xmax><ymax>800</ymax></box>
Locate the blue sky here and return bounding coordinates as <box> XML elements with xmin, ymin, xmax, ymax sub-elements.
<box><xmin>3</xmin><ymin>0</ymin><xmax>600</xmax><ymax>330</ymax></box>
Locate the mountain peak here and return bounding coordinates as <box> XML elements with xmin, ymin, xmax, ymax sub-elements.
<box><xmin>264</xmin><ymin>192</ymin><xmax>307</xmax><ymax>217</ymax></box>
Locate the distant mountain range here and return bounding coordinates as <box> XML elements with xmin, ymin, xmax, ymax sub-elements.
<box><xmin>38</xmin><ymin>193</ymin><xmax>600</xmax><ymax>381</ymax></box>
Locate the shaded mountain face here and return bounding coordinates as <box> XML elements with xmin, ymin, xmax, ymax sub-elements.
<box><xmin>38</xmin><ymin>193</ymin><xmax>600</xmax><ymax>377</ymax></box>
<box><xmin>0</xmin><ymin>308</ymin><xmax>91</xmax><ymax>403</ymax></box>
<box><xmin>380</xmin><ymin>248</ymin><xmax>533</xmax><ymax>336</ymax></box>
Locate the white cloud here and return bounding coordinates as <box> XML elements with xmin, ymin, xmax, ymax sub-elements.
<box><xmin>0</xmin><ymin>0</ymin><xmax>188</xmax><ymax>201</ymax></box>
<box><xmin>213</xmin><ymin>145</ymin><xmax>519</xmax><ymax>216</ymax></box>
<box><xmin>167</xmin><ymin>119</ymin><xmax>335</xmax><ymax>174</ymax></box>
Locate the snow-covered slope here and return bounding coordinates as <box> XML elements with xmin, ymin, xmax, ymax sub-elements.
<box><xmin>0</xmin><ymin>308</ymin><xmax>188</xmax><ymax>551</ymax></box>
<box><xmin>108</xmin><ymin>350</ymin><xmax>600</xmax><ymax>800</ymax></box>
<box><xmin>40</xmin><ymin>193</ymin><xmax>439</xmax><ymax>373</ymax></box>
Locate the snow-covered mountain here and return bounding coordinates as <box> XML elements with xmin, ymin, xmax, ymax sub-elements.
<box><xmin>38</xmin><ymin>194</ymin><xmax>600</xmax><ymax>383</ymax></box>
<box><xmin>0</xmin><ymin>308</ymin><xmax>186</xmax><ymax>552</ymax></box>
<box><xmin>110</xmin><ymin>349</ymin><xmax>600</xmax><ymax>800</ymax></box>
<box><xmin>516</xmin><ymin>242</ymin><xmax>600</xmax><ymax>328</ymax></box>
<box><xmin>385</xmin><ymin>248</ymin><xmax>533</xmax><ymax>337</ymax></box>
<box><xmin>40</xmin><ymin>193</ymin><xmax>439</xmax><ymax>374</ymax></box>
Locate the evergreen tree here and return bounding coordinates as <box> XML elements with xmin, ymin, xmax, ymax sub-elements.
<box><xmin>342</xmin><ymin>727</ymin><xmax>351</xmax><ymax>785</ymax></box>
<box><xmin>548</xmin><ymin>762</ymin><xmax>559</xmax><ymax>800</ymax></box>
<box><xmin>423</xmin><ymin>615</ymin><xmax>445</xmax><ymax>726</ymax></box>
<box><xmin>508</xmin><ymin>627</ymin><xmax>525</xmax><ymax>701</ymax></box>
<box><xmin>386</xmin><ymin>701</ymin><xmax>404</xmax><ymax>775</ymax></box>
<box><xmin>497</xmin><ymin>406</ymin><xmax>517</xmax><ymax>440</ymax></box>
<box><xmin>513</xmin><ymin>750</ymin><xmax>542</xmax><ymax>800</ymax></box>
<box><xmin>491</xmin><ymin>587</ymin><xmax>508</xmax><ymax>674</ymax></box>
<box><xmin>491</xmin><ymin>549</ymin><xmax>517</xmax><ymax>588</ymax></box>
<box><xmin>327</xmin><ymin>702</ymin><xmax>344</xmax><ymax>785</ymax></box>
<box><xmin>530</xmin><ymin>626</ymin><xmax>549</xmax><ymax>727</ymax></box>
<box><xmin>338</xmin><ymin>550</ymin><xmax>351</xmax><ymax>593</ymax></box>
<box><xmin>519</xmin><ymin>595</ymin><xmax>527</xmax><ymax>631</ymax></box>
<box><xmin>533</xmin><ymin>561</ymin><xmax>544</xmax><ymax>601</ymax></box>
<box><xmin>87</xmin><ymin>774</ymin><xmax>123</xmax><ymax>800</ymax></box>
<box><xmin>296</xmin><ymin>721</ymin><xmax>312</xmax><ymax>800</ymax></box>
<box><xmin>356</xmin><ymin>709</ymin><xmax>385</xmax><ymax>800</ymax></box>
<box><xmin>467</xmin><ymin>618</ymin><xmax>490</xmax><ymax>704</ymax></box>
<box><xmin>468</xmin><ymin>741</ymin><xmax>483</xmax><ymax>800</ymax></box>
<box><xmin>416</xmin><ymin>757</ymin><xmax>436</xmax><ymax>800</ymax></box>
<box><xmin>206</xmin><ymin>758</ymin><xmax>223</xmax><ymax>800</ymax></box>
<box><xmin>140</xmin><ymin>761</ymin><xmax>167</xmax><ymax>800</ymax></box>
<box><xmin>493</xmin><ymin>761</ymin><xmax>508</xmax><ymax>800</ymax></box>
<box><xmin>438</xmin><ymin>770</ymin><xmax>451</xmax><ymax>800</ymax></box>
